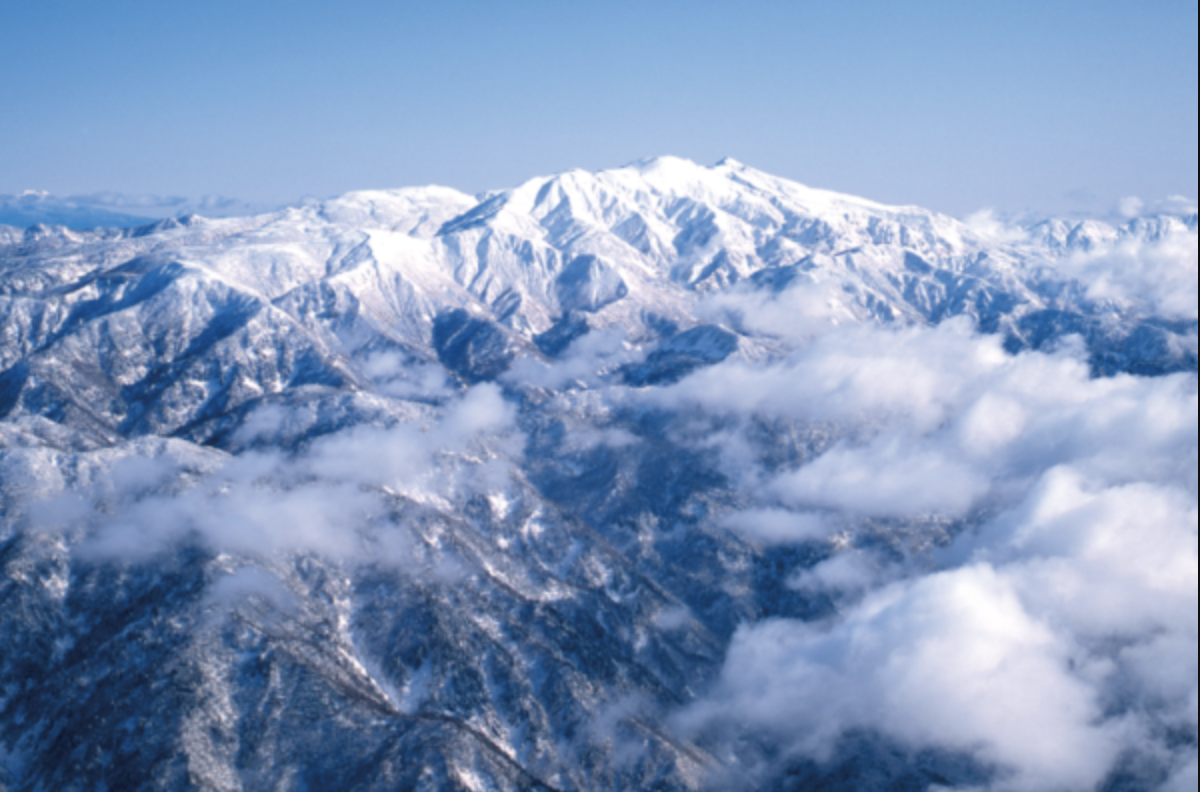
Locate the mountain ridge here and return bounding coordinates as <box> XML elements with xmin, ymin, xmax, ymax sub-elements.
<box><xmin>1</xmin><ymin>157</ymin><xmax>1196</xmax><ymax>792</ymax></box>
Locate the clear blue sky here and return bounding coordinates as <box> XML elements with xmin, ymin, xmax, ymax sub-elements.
<box><xmin>2</xmin><ymin>0</ymin><xmax>1196</xmax><ymax>216</ymax></box>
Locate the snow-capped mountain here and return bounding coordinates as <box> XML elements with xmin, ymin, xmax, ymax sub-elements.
<box><xmin>1</xmin><ymin>156</ymin><xmax>1192</xmax><ymax>447</ymax></box>
<box><xmin>1</xmin><ymin>158</ymin><xmax>1196</xmax><ymax>791</ymax></box>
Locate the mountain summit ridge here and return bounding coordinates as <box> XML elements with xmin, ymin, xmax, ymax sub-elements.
<box><xmin>0</xmin><ymin>156</ymin><xmax>1193</xmax><ymax>448</ymax></box>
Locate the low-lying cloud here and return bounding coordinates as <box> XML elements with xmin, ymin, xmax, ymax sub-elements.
<box><xmin>484</xmin><ymin>257</ymin><xmax>1196</xmax><ymax>789</ymax></box>
<box><xmin>647</xmin><ymin>282</ymin><xmax>1198</xmax><ymax>789</ymax></box>
<box><xmin>1057</xmin><ymin>232</ymin><xmax>1199</xmax><ymax>321</ymax></box>
<box><xmin>682</xmin><ymin>464</ymin><xmax>1196</xmax><ymax>790</ymax></box>
<box><xmin>26</xmin><ymin>383</ymin><xmax>521</xmax><ymax>565</ymax></box>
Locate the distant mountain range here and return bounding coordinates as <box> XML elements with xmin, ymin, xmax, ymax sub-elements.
<box><xmin>0</xmin><ymin>191</ymin><xmax>273</xmax><ymax>231</ymax></box>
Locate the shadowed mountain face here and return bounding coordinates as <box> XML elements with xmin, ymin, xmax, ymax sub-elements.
<box><xmin>1</xmin><ymin>159</ymin><xmax>1196</xmax><ymax>792</ymax></box>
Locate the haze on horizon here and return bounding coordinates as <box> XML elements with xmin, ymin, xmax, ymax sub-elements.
<box><xmin>1</xmin><ymin>0</ymin><xmax>1196</xmax><ymax>219</ymax></box>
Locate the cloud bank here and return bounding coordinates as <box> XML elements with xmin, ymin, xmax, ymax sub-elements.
<box><xmin>26</xmin><ymin>383</ymin><xmax>520</xmax><ymax>566</ymax></box>
<box><xmin>642</xmin><ymin>283</ymin><xmax>1198</xmax><ymax>790</ymax></box>
<box><xmin>1057</xmin><ymin>232</ymin><xmax>1199</xmax><ymax>321</ymax></box>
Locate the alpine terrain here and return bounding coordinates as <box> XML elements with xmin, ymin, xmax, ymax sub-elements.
<box><xmin>1</xmin><ymin>157</ymin><xmax>1196</xmax><ymax>792</ymax></box>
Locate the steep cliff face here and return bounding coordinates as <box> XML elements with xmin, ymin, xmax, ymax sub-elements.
<box><xmin>1</xmin><ymin>159</ymin><xmax>1196</xmax><ymax>792</ymax></box>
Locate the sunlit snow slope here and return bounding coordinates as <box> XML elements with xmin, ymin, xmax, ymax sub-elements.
<box><xmin>1</xmin><ymin>158</ymin><xmax>1196</xmax><ymax>792</ymax></box>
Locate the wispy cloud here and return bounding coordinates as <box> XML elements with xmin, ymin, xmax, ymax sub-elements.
<box><xmin>26</xmin><ymin>383</ymin><xmax>522</xmax><ymax>565</ymax></box>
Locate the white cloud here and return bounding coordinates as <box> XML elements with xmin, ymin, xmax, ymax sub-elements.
<box><xmin>964</xmin><ymin>209</ymin><xmax>1029</xmax><ymax>245</ymax></box>
<box><xmin>360</xmin><ymin>352</ymin><xmax>451</xmax><ymax>400</ymax></box>
<box><xmin>32</xmin><ymin>383</ymin><xmax>521</xmax><ymax>565</ymax></box>
<box><xmin>787</xmin><ymin>550</ymin><xmax>878</xmax><ymax>593</ymax></box>
<box><xmin>1152</xmin><ymin>195</ymin><xmax>1198</xmax><ymax>216</ymax></box>
<box><xmin>651</xmin><ymin>317</ymin><xmax>1010</xmax><ymax>434</ymax></box>
<box><xmin>696</xmin><ymin>276</ymin><xmax>852</xmax><ymax>342</ymax></box>
<box><xmin>504</xmin><ymin>328</ymin><xmax>636</xmax><ymax>391</ymax></box>
<box><xmin>682</xmin><ymin>537</ymin><xmax>1191</xmax><ymax>789</ymax></box>
<box><xmin>650</xmin><ymin>292</ymin><xmax>1197</xmax><ymax>789</ymax></box>
<box><xmin>656</xmin><ymin>309</ymin><xmax>1195</xmax><ymax>530</ymax></box>
<box><xmin>770</xmin><ymin>436</ymin><xmax>990</xmax><ymax>518</ymax></box>
<box><xmin>1056</xmin><ymin>231</ymin><xmax>1199</xmax><ymax>321</ymax></box>
<box><xmin>718</xmin><ymin>508</ymin><xmax>833</xmax><ymax>545</ymax></box>
<box><xmin>1119</xmin><ymin>196</ymin><xmax>1146</xmax><ymax>219</ymax></box>
<box><xmin>678</xmin><ymin>419</ymin><xmax>1193</xmax><ymax>790</ymax></box>
<box><xmin>204</xmin><ymin>566</ymin><xmax>298</xmax><ymax>615</ymax></box>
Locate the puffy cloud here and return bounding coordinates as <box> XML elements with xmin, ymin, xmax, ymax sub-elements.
<box><xmin>29</xmin><ymin>383</ymin><xmax>521</xmax><ymax>565</ymax></box>
<box><xmin>1154</xmin><ymin>195</ymin><xmax>1198</xmax><ymax>216</ymax></box>
<box><xmin>302</xmin><ymin>383</ymin><xmax>516</xmax><ymax>490</ymax></box>
<box><xmin>651</xmin><ymin>300</ymin><xmax>1195</xmax><ymax>530</ymax></box>
<box><xmin>970</xmin><ymin>469</ymin><xmax>1198</xmax><ymax>639</ymax></box>
<box><xmin>1118</xmin><ymin>196</ymin><xmax>1146</xmax><ymax>219</ymax></box>
<box><xmin>964</xmin><ymin>209</ymin><xmax>1029</xmax><ymax>245</ymax></box>
<box><xmin>683</xmin><ymin>564</ymin><xmax>1126</xmax><ymax>791</ymax></box>
<box><xmin>685</xmin><ymin>463</ymin><xmax>1197</xmax><ymax>789</ymax></box>
<box><xmin>623</xmin><ymin>273</ymin><xmax>1199</xmax><ymax>788</ymax></box>
<box><xmin>787</xmin><ymin>550</ymin><xmax>878</xmax><ymax>594</ymax></box>
<box><xmin>1114</xmin><ymin>195</ymin><xmax>1198</xmax><ymax>219</ymax></box>
<box><xmin>1056</xmin><ymin>231</ymin><xmax>1199</xmax><ymax>321</ymax></box>
<box><xmin>769</xmin><ymin>437</ymin><xmax>990</xmax><ymax>518</ymax></box>
<box><xmin>78</xmin><ymin>456</ymin><xmax>384</xmax><ymax>561</ymax></box>
<box><xmin>695</xmin><ymin>276</ymin><xmax>852</xmax><ymax>342</ymax></box>
<box><xmin>651</xmin><ymin>318</ymin><xmax>1011</xmax><ymax>433</ymax></box>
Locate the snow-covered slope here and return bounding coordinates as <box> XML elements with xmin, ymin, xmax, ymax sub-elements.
<box><xmin>2</xmin><ymin>157</ymin><xmax>1193</xmax><ymax>449</ymax></box>
<box><xmin>1</xmin><ymin>158</ymin><xmax>1196</xmax><ymax>792</ymax></box>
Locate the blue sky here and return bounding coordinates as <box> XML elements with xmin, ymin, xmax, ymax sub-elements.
<box><xmin>1</xmin><ymin>0</ymin><xmax>1196</xmax><ymax>216</ymax></box>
